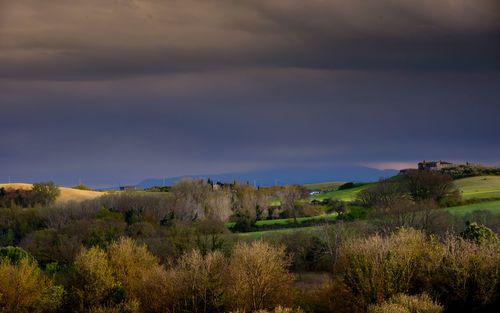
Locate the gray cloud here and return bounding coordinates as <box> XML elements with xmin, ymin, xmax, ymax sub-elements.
<box><xmin>0</xmin><ymin>0</ymin><xmax>499</xmax><ymax>80</ymax></box>
<box><xmin>0</xmin><ymin>0</ymin><xmax>499</xmax><ymax>186</ymax></box>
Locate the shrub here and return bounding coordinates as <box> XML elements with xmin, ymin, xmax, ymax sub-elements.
<box><xmin>70</xmin><ymin>246</ymin><xmax>123</xmax><ymax>312</ymax></box>
<box><xmin>106</xmin><ymin>237</ymin><xmax>160</xmax><ymax>299</ymax></box>
<box><xmin>338</xmin><ymin>182</ymin><xmax>355</xmax><ymax>190</ymax></box>
<box><xmin>459</xmin><ymin>222</ymin><xmax>498</xmax><ymax>244</ymax></box>
<box><xmin>32</xmin><ymin>181</ymin><xmax>60</xmax><ymax>206</ymax></box>
<box><xmin>232</xmin><ymin>209</ymin><xmax>256</xmax><ymax>232</ymax></box>
<box><xmin>226</xmin><ymin>241</ymin><xmax>294</xmax><ymax>312</ymax></box>
<box><xmin>0</xmin><ymin>257</ymin><xmax>63</xmax><ymax>313</ymax></box>
<box><xmin>343</xmin><ymin>206</ymin><xmax>371</xmax><ymax>221</ymax></box>
<box><xmin>0</xmin><ymin>246</ymin><xmax>33</xmax><ymax>264</ymax></box>
<box><xmin>172</xmin><ymin>249</ymin><xmax>227</xmax><ymax>312</ymax></box>
<box><xmin>72</xmin><ymin>184</ymin><xmax>92</xmax><ymax>191</ymax></box>
<box><xmin>338</xmin><ymin>228</ymin><xmax>442</xmax><ymax>308</ymax></box>
<box><xmin>368</xmin><ymin>293</ymin><xmax>443</xmax><ymax>313</ymax></box>
<box><xmin>433</xmin><ymin>237</ymin><xmax>500</xmax><ymax>311</ymax></box>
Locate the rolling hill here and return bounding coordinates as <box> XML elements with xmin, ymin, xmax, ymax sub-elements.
<box><xmin>0</xmin><ymin>183</ymin><xmax>105</xmax><ymax>204</ymax></box>
<box><xmin>455</xmin><ymin>176</ymin><xmax>500</xmax><ymax>199</ymax></box>
<box><xmin>136</xmin><ymin>166</ymin><xmax>398</xmax><ymax>188</ymax></box>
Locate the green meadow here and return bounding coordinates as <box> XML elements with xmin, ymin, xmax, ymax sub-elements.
<box><xmin>239</xmin><ymin>226</ymin><xmax>318</xmax><ymax>239</ymax></box>
<box><xmin>455</xmin><ymin>176</ymin><xmax>500</xmax><ymax>199</ymax></box>
<box><xmin>304</xmin><ymin>181</ymin><xmax>346</xmax><ymax>191</ymax></box>
<box><xmin>226</xmin><ymin>213</ymin><xmax>337</xmax><ymax>228</ymax></box>
<box><xmin>308</xmin><ymin>182</ymin><xmax>375</xmax><ymax>201</ymax></box>
<box><xmin>445</xmin><ymin>200</ymin><xmax>500</xmax><ymax>215</ymax></box>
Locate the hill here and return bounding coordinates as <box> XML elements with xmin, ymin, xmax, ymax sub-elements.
<box><xmin>309</xmin><ymin>182</ymin><xmax>375</xmax><ymax>201</ymax></box>
<box><xmin>0</xmin><ymin>183</ymin><xmax>104</xmax><ymax>204</ymax></box>
<box><xmin>454</xmin><ymin>176</ymin><xmax>500</xmax><ymax>199</ymax></box>
<box><xmin>136</xmin><ymin>166</ymin><xmax>398</xmax><ymax>188</ymax></box>
<box><xmin>304</xmin><ymin>181</ymin><xmax>346</xmax><ymax>191</ymax></box>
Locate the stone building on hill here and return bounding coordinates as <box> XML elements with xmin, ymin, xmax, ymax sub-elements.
<box><xmin>418</xmin><ymin>160</ymin><xmax>453</xmax><ymax>171</ymax></box>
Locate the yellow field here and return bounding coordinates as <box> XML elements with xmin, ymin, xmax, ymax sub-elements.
<box><xmin>0</xmin><ymin>183</ymin><xmax>105</xmax><ymax>204</ymax></box>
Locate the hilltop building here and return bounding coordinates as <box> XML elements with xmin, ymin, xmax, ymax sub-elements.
<box><xmin>418</xmin><ymin>160</ymin><xmax>453</xmax><ymax>171</ymax></box>
<box><xmin>399</xmin><ymin>160</ymin><xmax>454</xmax><ymax>174</ymax></box>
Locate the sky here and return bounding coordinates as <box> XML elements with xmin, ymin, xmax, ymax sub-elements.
<box><xmin>1</xmin><ymin>0</ymin><xmax>499</xmax><ymax>187</ymax></box>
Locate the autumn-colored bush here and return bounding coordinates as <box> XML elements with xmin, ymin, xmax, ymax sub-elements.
<box><xmin>433</xmin><ymin>237</ymin><xmax>500</xmax><ymax>311</ymax></box>
<box><xmin>0</xmin><ymin>256</ymin><xmax>63</xmax><ymax>313</ymax></box>
<box><xmin>172</xmin><ymin>249</ymin><xmax>226</xmax><ymax>312</ymax></box>
<box><xmin>368</xmin><ymin>293</ymin><xmax>443</xmax><ymax>313</ymax></box>
<box><xmin>337</xmin><ymin>228</ymin><xmax>441</xmax><ymax>308</ymax></box>
<box><xmin>226</xmin><ymin>241</ymin><xmax>295</xmax><ymax>312</ymax></box>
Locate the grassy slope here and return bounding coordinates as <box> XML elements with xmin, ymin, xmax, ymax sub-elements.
<box><xmin>0</xmin><ymin>183</ymin><xmax>105</xmax><ymax>204</ymax></box>
<box><xmin>239</xmin><ymin>226</ymin><xmax>318</xmax><ymax>239</ymax></box>
<box><xmin>241</xmin><ymin>175</ymin><xmax>500</xmax><ymax>237</ymax></box>
<box><xmin>454</xmin><ymin>176</ymin><xmax>500</xmax><ymax>199</ymax></box>
<box><xmin>304</xmin><ymin>181</ymin><xmax>346</xmax><ymax>191</ymax></box>
<box><xmin>309</xmin><ymin>182</ymin><xmax>376</xmax><ymax>201</ymax></box>
<box><xmin>445</xmin><ymin>200</ymin><xmax>500</xmax><ymax>215</ymax></box>
<box><xmin>226</xmin><ymin>214</ymin><xmax>337</xmax><ymax>228</ymax></box>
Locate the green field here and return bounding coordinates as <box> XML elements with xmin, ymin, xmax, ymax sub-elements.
<box><xmin>445</xmin><ymin>200</ymin><xmax>500</xmax><ymax>215</ymax></box>
<box><xmin>304</xmin><ymin>181</ymin><xmax>346</xmax><ymax>191</ymax></box>
<box><xmin>309</xmin><ymin>182</ymin><xmax>375</xmax><ymax>201</ymax></box>
<box><xmin>239</xmin><ymin>226</ymin><xmax>318</xmax><ymax>239</ymax></box>
<box><xmin>226</xmin><ymin>213</ymin><xmax>337</xmax><ymax>228</ymax></box>
<box><xmin>455</xmin><ymin>176</ymin><xmax>500</xmax><ymax>199</ymax></box>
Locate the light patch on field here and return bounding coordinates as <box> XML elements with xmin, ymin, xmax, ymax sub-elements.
<box><xmin>0</xmin><ymin>183</ymin><xmax>105</xmax><ymax>204</ymax></box>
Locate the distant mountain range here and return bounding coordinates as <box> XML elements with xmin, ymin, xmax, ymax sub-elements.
<box><xmin>134</xmin><ymin>166</ymin><xmax>398</xmax><ymax>188</ymax></box>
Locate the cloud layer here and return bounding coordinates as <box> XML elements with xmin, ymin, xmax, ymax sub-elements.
<box><xmin>1</xmin><ymin>0</ymin><xmax>499</xmax><ymax>186</ymax></box>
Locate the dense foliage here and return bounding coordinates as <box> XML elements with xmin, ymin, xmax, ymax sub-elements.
<box><xmin>1</xmin><ymin>174</ymin><xmax>500</xmax><ymax>312</ymax></box>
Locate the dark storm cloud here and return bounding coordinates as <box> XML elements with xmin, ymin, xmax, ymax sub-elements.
<box><xmin>1</xmin><ymin>0</ymin><xmax>499</xmax><ymax>186</ymax></box>
<box><xmin>0</xmin><ymin>0</ymin><xmax>499</xmax><ymax>80</ymax></box>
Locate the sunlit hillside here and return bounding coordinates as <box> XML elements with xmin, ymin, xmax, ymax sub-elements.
<box><xmin>0</xmin><ymin>183</ymin><xmax>104</xmax><ymax>204</ymax></box>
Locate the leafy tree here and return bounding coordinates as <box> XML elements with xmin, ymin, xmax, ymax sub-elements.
<box><xmin>0</xmin><ymin>256</ymin><xmax>63</xmax><ymax>313</ymax></box>
<box><xmin>402</xmin><ymin>170</ymin><xmax>460</xmax><ymax>205</ymax></box>
<box><xmin>226</xmin><ymin>241</ymin><xmax>294</xmax><ymax>312</ymax></box>
<box><xmin>32</xmin><ymin>181</ymin><xmax>60</xmax><ymax>206</ymax></box>
<box><xmin>276</xmin><ymin>185</ymin><xmax>309</xmax><ymax>224</ymax></box>
<box><xmin>460</xmin><ymin>222</ymin><xmax>498</xmax><ymax>244</ymax></box>
<box><xmin>72</xmin><ymin>184</ymin><xmax>92</xmax><ymax>191</ymax></box>
<box><xmin>0</xmin><ymin>246</ymin><xmax>33</xmax><ymax>264</ymax></box>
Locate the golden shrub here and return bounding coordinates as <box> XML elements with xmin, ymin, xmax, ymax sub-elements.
<box><xmin>368</xmin><ymin>293</ymin><xmax>443</xmax><ymax>313</ymax></box>
<box><xmin>0</xmin><ymin>257</ymin><xmax>62</xmax><ymax>313</ymax></box>
<box><xmin>226</xmin><ymin>241</ymin><xmax>295</xmax><ymax>312</ymax></box>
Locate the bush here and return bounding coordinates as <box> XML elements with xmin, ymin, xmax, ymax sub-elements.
<box><xmin>72</xmin><ymin>184</ymin><xmax>92</xmax><ymax>191</ymax></box>
<box><xmin>0</xmin><ymin>257</ymin><xmax>63</xmax><ymax>313</ymax></box>
<box><xmin>232</xmin><ymin>210</ymin><xmax>256</xmax><ymax>232</ymax></box>
<box><xmin>343</xmin><ymin>206</ymin><xmax>371</xmax><ymax>221</ymax></box>
<box><xmin>338</xmin><ymin>182</ymin><xmax>355</xmax><ymax>190</ymax></box>
<box><xmin>32</xmin><ymin>181</ymin><xmax>60</xmax><ymax>206</ymax></box>
<box><xmin>172</xmin><ymin>249</ymin><xmax>226</xmax><ymax>312</ymax></box>
<box><xmin>0</xmin><ymin>246</ymin><xmax>33</xmax><ymax>264</ymax></box>
<box><xmin>460</xmin><ymin>222</ymin><xmax>498</xmax><ymax>244</ymax></box>
<box><xmin>368</xmin><ymin>293</ymin><xmax>443</xmax><ymax>313</ymax></box>
<box><xmin>70</xmin><ymin>246</ymin><xmax>124</xmax><ymax>312</ymax></box>
<box><xmin>226</xmin><ymin>241</ymin><xmax>295</xmax><ymax>312</ymax></box>
<box><xmin>338</xmin><ymin>228</ymin><xmax>442</xmax><ymax>308</ymax></box>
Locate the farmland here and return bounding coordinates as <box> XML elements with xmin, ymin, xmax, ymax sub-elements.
<box><xmin>455</xmin><ymin>176</ymin><xmax>500</xmax><ymax>199</ymax></box>
<box><xmin>308</xmin><ymin>182</ymin><xmax>375</xmax><ymax>201</ymax></box>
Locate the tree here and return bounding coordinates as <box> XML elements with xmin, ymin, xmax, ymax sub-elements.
<box><xmin>72</xmin><ymin>184</ymin><xmax>92</xmax><ymax>191</ymax></box>
<box><xmin>226</xmin><ymin>241</ymin><xmax>294</xmax><ymax>312</ymax></box>
<box><xmin>460</xmin><ymin>222</ymin><xmax>498</xmax><ymax>244</ymax></box>
<box><xmin>0</xmin><ymin>253</ymin><xmax>63</xmax><ymax>313</ymax></box>
<box><xmin>402</xmin><ymin>170</ymin><xmax>460</xmax><ymax>205</ymax></box>
<box><xmin>276</xmin><ymin>185</ymin><xmax>309</xmax><ymax>224</ymax></box>
<box><xmin>32</xmin><ymin>181</ymin><xmax>60</xmax><ymax>206</ymax></box>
